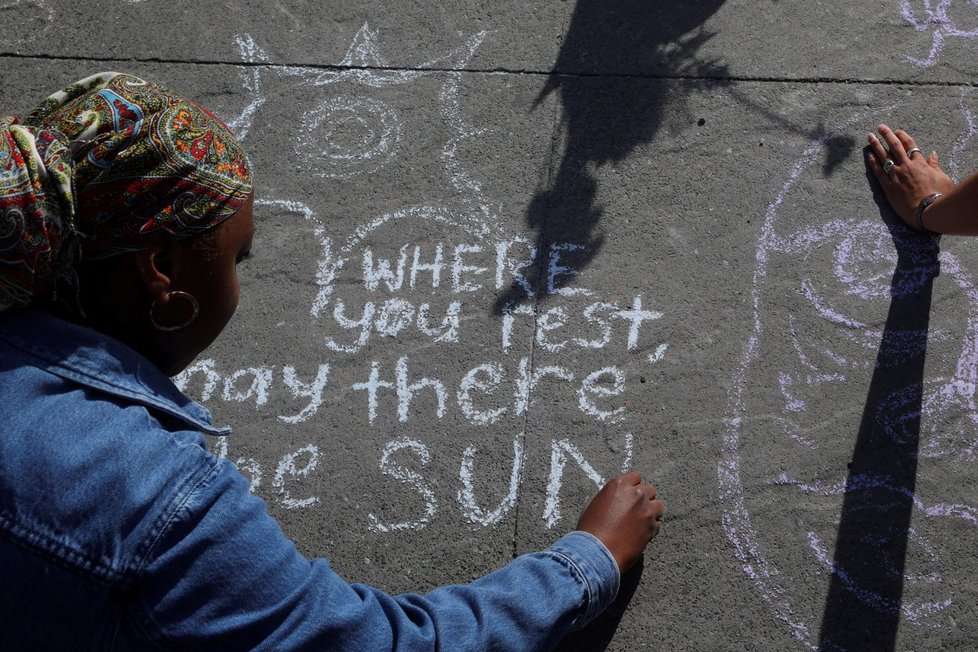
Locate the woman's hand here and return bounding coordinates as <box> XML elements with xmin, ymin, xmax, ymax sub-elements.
<box><xmin>576</xmin><ymin>471</ymin><xmax>665</xmax><ymax>573</ymax></box>
<box><xmin>866</xmin><ymin>124</ymin><xmax>953</xmax><ymax>230</ymax></box>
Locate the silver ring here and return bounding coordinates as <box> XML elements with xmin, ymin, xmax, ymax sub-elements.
<box><xmin>884</xmin><ymin>159</ymin><xmax>895</xmax><ymax>174</ymax></box>
<box><xmin>907</xmin><ymin>147</ymin><xmax>923</xmax><ymax>159</ymax></box>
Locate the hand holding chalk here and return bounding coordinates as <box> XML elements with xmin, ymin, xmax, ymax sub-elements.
<box><xmin>576</xmin><ymin>471</ymin><xmax>664</xmax><ymax>573</ymax></box>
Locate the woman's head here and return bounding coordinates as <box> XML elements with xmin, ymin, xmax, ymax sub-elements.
<box><xmin>125</xmin><ymin>193</ymin><xmax>255</xmax><ymax>375</ymax></box>
<box><xmin>0</xmin><ymin>72</ymin><xmax>254</xmax><ymax>374</ymax></box>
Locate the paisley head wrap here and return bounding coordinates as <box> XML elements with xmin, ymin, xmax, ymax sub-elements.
<box><xmin>0</xmin><ymin>72</ymin><xmax>252</xmax><ymax>310</ymax></box>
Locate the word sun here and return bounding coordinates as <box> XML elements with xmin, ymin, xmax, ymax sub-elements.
<box><xmin>209</xmin><ymin>432</ymin><xmax>635</xmax><ymax>531</ymax></box>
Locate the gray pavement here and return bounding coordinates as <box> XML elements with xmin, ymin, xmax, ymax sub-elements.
<box><xmin>5</xmin><ymin>1</ymin><xmax>978</xmax><ymax>649</ymax></box>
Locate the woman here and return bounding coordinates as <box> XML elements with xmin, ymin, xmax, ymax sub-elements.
<box><xmin>0</xmin><ymin>73</ymin><xmax>665</xmax><ymax>650</ymax></box>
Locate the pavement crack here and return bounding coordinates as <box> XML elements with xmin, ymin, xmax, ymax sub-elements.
<box><xmin>4</xmin><ymin>51</ymin><xmax>978</xmax><ymax>89</ymax></box>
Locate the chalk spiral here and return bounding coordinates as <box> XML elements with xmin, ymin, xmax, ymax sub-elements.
<box><xmin>296</xmin><ymin>96</ymin><xmax>400</xmax><ymax>180</ymax></box>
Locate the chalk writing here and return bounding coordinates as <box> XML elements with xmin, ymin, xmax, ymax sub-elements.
<box><xmin>544</xmin><ymin>435</ymin><xmax>634</xmax><ymax>528</ymax></box>
<box><xmin>458</xmin><ymin>435</ymin><xmax>524</xmax><ymax>527</ymax></box>
<box><xmin>368</xmin><ymin>438</ymin><xmax>437</xmax><ymax>533</ymax></box>
<box><xmin>203</xmin><ymin>429</ymin><xmax>640</xmax><ymax>530</ymax></box>
<box><xmin>177</xmin><ymin>358</ymin><xmax>332</xmax><ymax>424</ymax></box>
<box><xmin>175</xmin><ymin>224</ymin><xmax>665</xmax><ymax>529</ymax></box>
<box><xmin>274</xmin><ymin>445</ymin><xmax>320</xmax><ymax>509</ymax></box>
<box><xmin>178</xmin><ymin>24</ymin><xmax>671</xmax><ymax>534</ymax></box>
<box><xmin>181</xmin><ymin>352</ymin><xmax>648</xmax><ymax>427</ymax></box>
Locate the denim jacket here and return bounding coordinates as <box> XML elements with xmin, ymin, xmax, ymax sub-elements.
<box><xmin>0</xmin><ymin>310</ymin><xmax>619</xmax><ymax>651</ymax></box>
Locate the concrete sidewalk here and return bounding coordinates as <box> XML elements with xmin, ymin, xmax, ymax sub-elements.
<box><xmin>4</xmin><ymin>1</ymin><xmax>978</xmax><ymax>649</ymax></box>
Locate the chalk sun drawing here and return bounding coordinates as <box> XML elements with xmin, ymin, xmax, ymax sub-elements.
<box><xmin>901</xmin><ymin>0</ymin><xmax>978</xmax><ymax>67</ymax></box>
<box><xmin>231</xmin><ymin>25</ymin><xmax>489</xmax><ymax>183</ymax></box>
<box><xmin>721</xmin><ymin>101</ymin><xmax>978</xmax><ymax>648</ymax></box>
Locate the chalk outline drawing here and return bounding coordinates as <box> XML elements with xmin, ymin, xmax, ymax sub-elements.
<box><xmin>901</xmin><ymin>0</ymin><xmax>978</xmax><ymax>67</ymax></box>
<box><xmin>721</xmin><ymin>98</ymin><xmax>978</xmax><ymax>647</ymax></box>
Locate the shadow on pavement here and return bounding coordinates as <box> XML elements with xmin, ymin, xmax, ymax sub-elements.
<box><xmin>817</xmin><ymin>164</ymin><xmax>939</xmax><ymax>651</ymax></box>
<box><xmin>553</xmin><ymin>556</ymin><xmax>644</xmax><ymax>651</ymax></box>
<box><xmin>494</xmin><ymin>0</ymin><xmax>728</xmax><ymax>313</ymax></box>
<box><xmin>726</xmin><ymin>87</ymin><xmax>858</xmax><ymax>178</ymax></box>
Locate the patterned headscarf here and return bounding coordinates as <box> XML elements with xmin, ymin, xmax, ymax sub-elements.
<box><xmin>0</xmin><ymin>72</ymin><xmax>252</xmax><ymax>310</ymax></box>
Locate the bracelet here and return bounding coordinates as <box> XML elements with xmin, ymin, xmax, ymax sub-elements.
<box><xmin>915</xmin><ymin>193</ymin><xmax>942</xmax><ymax>234</ymax></box>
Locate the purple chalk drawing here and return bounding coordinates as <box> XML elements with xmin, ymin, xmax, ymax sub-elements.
<box><xmin>948</xmin><ymin>88</ymin><xmax>978</xmax><ymax>181</ymax></box>
<box><xmin>721</xmin><ymin>102</ymin><xmax>978</xmax><ymax>649</ymax></box>
<box><xmin>901</xmin><ymin>0</ymin><xmax>978</xmax><ymax>67</ymax></box>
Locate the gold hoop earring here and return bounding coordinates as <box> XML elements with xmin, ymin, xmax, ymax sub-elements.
<box><xmin>150</xmin><ymin>291</ymin><xmax>199</xmax><ymax>331</ymax></box>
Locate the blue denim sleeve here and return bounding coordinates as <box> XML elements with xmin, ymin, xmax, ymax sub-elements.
<box><xmin>134</xmin><ymin>457</ymin><xmax>620</xmax><ymax>651</ymax></box>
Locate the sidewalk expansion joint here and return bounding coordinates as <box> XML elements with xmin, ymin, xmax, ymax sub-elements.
<box><xmin>3</xmin><ymin>51</ymin><xmax>978</xmax><ymax>90</ymax></box>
